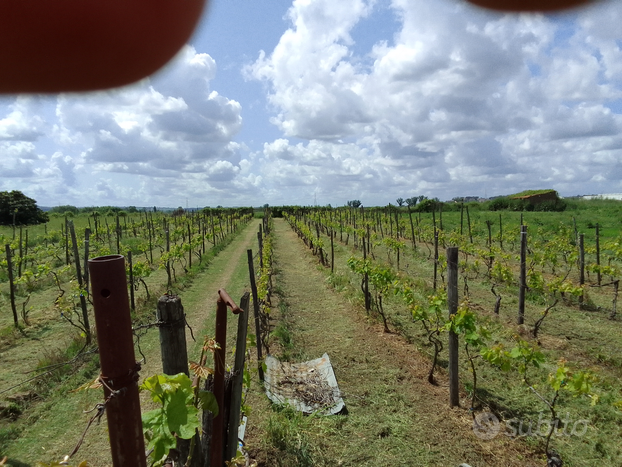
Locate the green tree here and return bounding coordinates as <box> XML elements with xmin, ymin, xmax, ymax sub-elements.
<box><xmin>0</xmin><ymin>190</ymin><xmax>48</xmax><ymax>225</ymax></box>
<box><xmin>48</xmin><ymin>205</ymin><xmax>79</xmax><ymax>215</ymax></box>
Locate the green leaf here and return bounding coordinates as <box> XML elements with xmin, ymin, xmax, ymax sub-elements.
<box><xmin>147</xmin><ymin>420</ymin><xmax>176</xmax><ymax>462</ymax></box>
<box><xmin>142</xmin><ymin>408</ymin><xmax>163</xmax><ymax>429</ymax></box>
<box><xmin>198</xmin><ymin>389</ymin><xmax>219</xmax><ymax>417</ymax></box>
<box><xmin>165</xmin><ymin>390</ymin><xmax>199</xmax><ymax>439</ymax></box>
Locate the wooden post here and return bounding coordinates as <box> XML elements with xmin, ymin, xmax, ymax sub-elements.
<box><xmin>128</xmin><ymin>251</ymin><xmax>135</xmax><ymax>311</ymax></box>
<box><xmin>148</xmin><ymin>218</ymin><xmax>153</xmax><ymax>264</ymax></box>
<box><xmin>18</xmin><ymin>227</ymin><xmax>23</xmax><ymax>277</ymax></box>
<box><xmin>486</xmin><ymin>220</ymin><xmax>494</xmax><ymax>275</ymax></box>
<box><xmin>447</xmin><ymin>247</ymin><xmax>459</xmax><ymax>408</ymax></box>
<box><xmin>518</xmin><ymin>225</ymin><xmax>527</xmax><ymax>325</ymax></box>
<box><xmin>188</xmin><ymin>223</ymin><xmax>192</xmax><ymax>270</ymax></box>
<box><xmin>596</xmin><ymin>223</ymin><xmax>601</xmax><ymax>286</ymax></box>
<box><xmin>157</xmin><ymin>294</ymin><xmax>189</xmax><ymax>375</ymax></box>
<box><xmin>5</xmin><ymin>244</ymin><xmax>18</xmax><ymax>327</ymax></box>
<box><xmin>611</xmin><ymin>280</ymin><xmax>619</xmax><ymax>320</ymax></box>
<box><xmin>439</xmin><ymin>202</ymin><xmax>443</xmax><ymax>231</ymax></box>
<box><xmin>330</xmin><ymin>229</ymin><xmax>335</xmax><ymax>274</ymax></box>
<box><xmin>24</xmin><ymin>229</ymin><xmax>28</xmax><ymax>271</ymax></box>
<box><xmin>460</xmin><ymin>203</ymin><xmax>464</xmax><ymax>235</ymax></box>
<box><xmin>363</xmin><ymin>227</ymin><xmax>370</xmax><ymax>312</ymax></box>
<box><xmin>579</xmin><ymin>233</ymin><xmax>585</xmax><ymax>304</ymax></box>
<box><xmin>88</xmin><ymin>255</ymin><xmax>147</xmax><ymax>467</ymax></box>
<box><xmin>247</xmin><ymin>249</ymin><xmax>264</xmax><ymax>382</ymax></box>
<box><xmin>69</xmin><ymin>221</ymin><xmax>91</xmax><ymax>344</ymax></box>
<box><xmin>116</xmin><ymin>214</ymin><xmax>121</xmax><ymax>254</ymax></box>
<box><xmin>498</xmin><ymin>213</ymin><xmax>503</xmax><ymax>250</ymax></box>
<box><xmin>466</xmin><ymin>206</ymin><xmax>473</xmax><ymax>244</ymax></box>
<box><xmin>408</xmin><ymin>206</ymin><xmax>416</xmax><ymax>250</ymax></box>
<box><xmin>226</xmin><ymin>293</ymin><xmax>250</xmax><ymax>462</ymax></box>
<box><xmin>257</xmin><ymin>225</ymin><xmax>264</xmax><ymax>270</ymax></box>
<box><xmin>157</xmin><ymin>294</ymin><xmax>190</xmax><ymax>462</ymax></box>
<box><xmin>83</xmin><ymin>228</ymin><xmax>91</xmax><ymax>296</ymax></box>
<box><xmin>211</xmin><ymin>211</ymin><xmax>216</xmax><ymax>245</ymax></box>
<box><xmin>165</xmin><ymin>225</ymin><xmax>171</xmax><ymax>287</ymax></box>
<box><xmin>433</xmin><ymin>231</ymin><xmax>439</xmax><ymax>291</ymax></box>
<box><xmin>64</xmin><ymin>216</ymin><xmax>70</xmax><ymax>265</ymax></box>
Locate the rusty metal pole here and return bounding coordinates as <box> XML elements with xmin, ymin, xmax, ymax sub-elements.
<box><xmin>89</xmin><ymin>255</ymin><xmax>147</xmax><ymax>467</ymax></box>
<box><xmin>211</xmin><ymin>289</ymin><xmax>242</xmax><ymax>467</ymax></box>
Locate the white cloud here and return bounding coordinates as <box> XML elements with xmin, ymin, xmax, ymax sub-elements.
<box><xmin>247</xmin><ymin>0</ymin><xmax>622</xmax><ymax>202</ymax></box>
<box><xmin>2</xmin><ymin>0</ymin><xmax>622</xmax><ymax>206</ymax></box>
<box><xmin>0</xmin><ymin>46</ymin><xmax>252</xmax><ymax>206</ymax></box>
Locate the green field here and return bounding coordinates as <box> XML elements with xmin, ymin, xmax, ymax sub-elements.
<box><xmin>1</xmin><ymin>200</ymin><xmax>621</xmax><ymax>467</ymax></box>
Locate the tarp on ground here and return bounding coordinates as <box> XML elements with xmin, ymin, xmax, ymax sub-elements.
<box><xmin>264</xmin><ymin>353</ymin><xmax>345</xmax><ymax>415</ymax></box>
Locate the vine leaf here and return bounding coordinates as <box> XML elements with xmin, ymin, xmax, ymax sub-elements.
<box><xmin>198</xmin><ymin>389</ymin><xmax>219</xmax><ymax>416</ymax></box>
<box><xmin>189</xmin><ymin>361</ymin><xmax>213</xmax><ymax>379</ymax></box>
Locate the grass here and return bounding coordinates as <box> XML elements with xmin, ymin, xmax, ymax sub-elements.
<box><xmin>2</xmin><ymin>205</ymin><xmax>621</xmax><ymax>466</ymax></box>
<box><xmin>244</xmin><ymin>219</ymin><xmax>539</xmax><ymax>466</ymax></box>
<box><xmin>265</xmin><ymin>404</ymin><xmax>319</xmax><ymax>467</ymax></box>
<box><xmin>272</xmin><ymin>212</ymin><xmax>622</xmax><ymax>466</ymax></box>
<box><xmin>0</xmin><ymin>217</ymin><xmax>255</xmax><ymax>466</ymax></box>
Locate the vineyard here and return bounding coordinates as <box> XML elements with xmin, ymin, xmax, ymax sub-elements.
<box><xmin>1</xmin><ymin>201</ymin><xmax>622</xmax><ymax>466</ymax></box>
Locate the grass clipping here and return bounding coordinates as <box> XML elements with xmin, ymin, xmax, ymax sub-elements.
<box><xmin>264</xmin><ymin>353</ymin><xmax>345</xmax><ymax>415</ymax></box>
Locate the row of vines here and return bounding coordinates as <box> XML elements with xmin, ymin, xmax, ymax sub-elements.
<box><xmin>1</xmin><ymin>208</ymin><xmax>253</xmax><ymax>331</ymax></box>
<box><xmin>284</xmin><ymin>205</ymin><xmax>622</xmax><ymax>466</ymax></box>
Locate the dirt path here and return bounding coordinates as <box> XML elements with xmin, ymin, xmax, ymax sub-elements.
<box><xmin>246</xmin><ymin>219</ymin><xmax>541</xmax><ymax>467</ymax></box>
<box><xmin>2</xmin><ymin>222</ymin><xmax>259</xmax><ymax>466</ymax></box>
<box><xmin>138</xmin><ymin>221</ymin><xmax>259</xmax><ymax>390</ymax></box>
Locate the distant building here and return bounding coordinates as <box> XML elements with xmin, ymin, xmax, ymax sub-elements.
<box><xmin>582</xmin><ymin>193</ymin><xmax>622</xmax><ymax>200</ymax></box>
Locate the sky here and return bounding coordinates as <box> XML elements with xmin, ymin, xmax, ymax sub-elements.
<box><xmin>1</xmin><ymin>0</ymin><xmax>622</xmax><ymax>208</ymax></box>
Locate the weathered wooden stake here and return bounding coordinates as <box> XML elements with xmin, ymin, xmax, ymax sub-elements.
<box><xmin>257</xmin><ymin>226</ymin><xmax>264</xmax><ymax>271</ymax></box>
<box><xmin>466</xmin><ymin>206</ymin><xmax>473</xmax><ymax>244</ymax></box>
<box><xmin>116</xmin><ymin>215</ymin><xmax>121</xmax><ymax>254</ymax></box>
<box><xmin>596</xmin><ymin>223</ymin><xmax>601</xmax><ymax>286</ymax></box>
<box><xmin>460</xmin><ymin>203</ymin><xmax>464</xmax><ymax>235</ymax></box>
<box><xmin>433</xmin><ymin>231</ymin><xmax>439</xmax><ymax>291</ymax></box>
<box><xmin>611</xmin><ymin>280</ymin><xmax>619</xmax><ymax>320</ymax></box>
<box><xmin>408</xmin><ymin>206</ymin><xmax>416</xmax><ymax>250</ymax></box>
<box><xmin>157</xmin><ymin>294</ymin><xmax>191</xmax><ymax>463</ymax></box>
<box><xmin>165</xmin><ymin>225</ymin><xmax>171</xmax><ymax>287</ymax></box>
<box><xmin>83</xmin><ymin>228</ymin><xmax>91</xmax><ymax>296</ymax></box>
<box><xmin>69</xmin><ymin>221</ymin><xmax>91</xmax><ymax>344</ymax></box>
<box><xmin>247</xmin><ymin>249</ymin><xmax>265</xmax><ymax>382</ymax></box>
<box><xmin>157</xmin><ymin>294</ymin><xmax>189</xmax><ymax>375</ymax></box>
<box><xmin>518</xmin><ymin>225</ymin><xmax>527</xmax><ymax>325</ymax></box>
<box><xmin>5</xmin><ymin>244</ymin><xmax>18</xmax><ymax>327</ymax></box>
<box><xmin>447</xmin><ymin>247</ymin><xmax>459</xmax><ymax>408</ymax></box>
<box><xmin>330</xmin><ymin>229</ymin><xmax>335</xmax><ymax>274</ymax></box>
<box><xmin>128</xmin><ymin>251</ymin><xmax>135</xmax><ymax>311</ymax></box>
<box><xmin>579</xmin><ymin>233</ymin><xmax>585</xmax><ymax>304</ymax></box>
